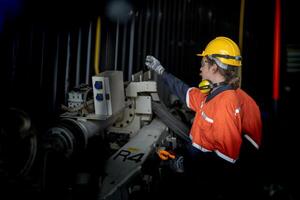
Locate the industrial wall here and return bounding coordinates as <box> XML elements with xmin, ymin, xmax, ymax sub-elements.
<box><xmin>0</xmin><ymin>0</ymin><xmax>278</xmax><ymax>121</ymax></box>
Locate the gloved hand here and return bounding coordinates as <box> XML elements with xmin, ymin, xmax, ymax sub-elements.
<box><xmin>145</xmin><ymin>55</ymin><xmax>165</xmax><ymax>75</ymax></box>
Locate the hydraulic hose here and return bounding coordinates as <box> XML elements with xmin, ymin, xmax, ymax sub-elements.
<box><xmin>152</xmin><ymin>101</ymin><xmax>191</xmax><ymax>143</ymax></box>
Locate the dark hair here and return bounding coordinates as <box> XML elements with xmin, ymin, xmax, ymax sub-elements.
<box><xmin>218</xmin><ymin>66</ymin><xmax>240</xmax><ymax>89</ymax></box>
<box><xmin>206</xmin><ymin>56</ymin><xmax>240</xmax><ymax>89</ymax></box>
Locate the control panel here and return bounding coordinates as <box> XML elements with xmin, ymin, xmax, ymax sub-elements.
<box><xmin>92</xmin><ymin>71</ymin><xmax>125</xmax><ymax>116</ymax></box>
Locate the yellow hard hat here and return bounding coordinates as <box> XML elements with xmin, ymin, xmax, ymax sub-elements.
<box><xmin>197</xmin><ymin>36</ymin><xmax>242</xmax><ymax>67</ymax></box>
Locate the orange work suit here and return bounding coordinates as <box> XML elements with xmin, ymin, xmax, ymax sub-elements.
<box><xmin>186</xmin><ymin>87</ymin><xmax>262</xmax><ymax>163</ymax></box>
<box><xmin>236</xmin><ymin>88</ymin><xmax>262</xmax><ymax>148</ymax></box>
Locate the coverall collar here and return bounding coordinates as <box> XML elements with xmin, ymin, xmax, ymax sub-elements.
<box><xmin>205</xmin><ymin>84</ymin><xmax>234</xmax><ymax>103</ymax></box>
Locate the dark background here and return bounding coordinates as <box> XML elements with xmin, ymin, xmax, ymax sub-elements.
<box><xmin>1</xmin><ymin>0</ymin><xmax>299</xmax><ymax>199</ymax></box>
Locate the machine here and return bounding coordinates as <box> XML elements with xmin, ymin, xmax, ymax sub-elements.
<box><xmin>1</xmin><ymin>70</ymin><xmax>193</xmax><ymax>200</ymax></box>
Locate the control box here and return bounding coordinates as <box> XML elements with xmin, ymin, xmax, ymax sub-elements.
<box><xmin>67</xmin><ymin>85</ymin><xmax>91</xmax><ymax>108</ymax></box>
<box><xmin>68</xmin><ymin>91</ymin><xmax>85</xmax><ymax>108</ymax></box>
<box><xmin>92</xmin><ymin>71</ymin><xmax>125</xmax><ymax>116</ymax></box>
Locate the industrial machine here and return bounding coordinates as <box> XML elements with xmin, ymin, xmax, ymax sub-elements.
<box><xmin>1</xmin><ymin>70</ymin><xmax>193</xmax><ymax>200</ymax></box>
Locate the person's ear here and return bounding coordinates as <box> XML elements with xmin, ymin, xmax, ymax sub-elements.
<box><xmin>211</xmin><ymin>63</ymin><xmax>218</xmax><ymax>73</ymax></box>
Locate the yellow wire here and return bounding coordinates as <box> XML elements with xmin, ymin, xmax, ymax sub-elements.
<box><xmin>94</xmin><ymin>16</ymin><xmax>101</xmax><ymax>75</ymax></box>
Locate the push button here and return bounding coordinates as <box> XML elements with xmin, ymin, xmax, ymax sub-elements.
<box><xmin>94</xmin><ymin>81</ymin><xmax>103</xmax><ymax>89</ymax></box>
<box><xmin>96</xmin><ymin>93</ymin><xmax>103</xmax><ymax>101</ymax></box>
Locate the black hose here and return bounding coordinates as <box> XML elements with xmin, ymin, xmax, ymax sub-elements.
<box><xmin>152</xmin><ymin>101</ymin><xmax>191</xmax><ymax>143</ymax></box>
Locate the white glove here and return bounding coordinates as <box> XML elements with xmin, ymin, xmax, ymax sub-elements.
<box><xmin>145</xmin><ymin>55</ymin><xmax>165</xmax><ymax>75</ymax></box>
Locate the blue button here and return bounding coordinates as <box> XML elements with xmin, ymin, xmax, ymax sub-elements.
<box><xmin>96</xmin><ymin>93</ymin><xmax>103</xmax><ymax>101</ymax></box>
<box><xmin>94</xmin><ymin>81</ymin><xmax>103</xmax><ymax>89</ymax></box>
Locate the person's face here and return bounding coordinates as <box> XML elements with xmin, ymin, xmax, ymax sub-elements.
<box><xmin>200</xmin><ymin>57</ymin><xmax>213</xmax><ymax>81</ymax></box>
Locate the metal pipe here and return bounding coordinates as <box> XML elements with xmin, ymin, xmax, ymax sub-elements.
<box><xmin>239</xmin><ymin>0</ymin><xmax>245</xmax><ymax>52</ymax></box>
<box><xmin>154</xmin><ymin>0</ymin><xmax>162</xmax><ymax>57</ymax></box>
<box><xmin>114</xmin><ymin>19</ymin><xmax>120</xmax><ymax>70</ymax></box>
<box><xmin>52</xmin><ymin>34</ymin><xmax>60</xmax><ymax>111</ymax></box>
<box><xmin>160</xmin><ymin>0</ymin><xmax>167</xmax><ymax>63</ymax></box>
<box><xmin>85</xmin><ymin>22</ymin><xmax>92</xmax><ymax>84</ymax></box>
<box><xmin>64</xmin><ymin>32</ymin><xmax>71</xmax><ymax>104</ymax></box>
<box><xmin>142</xmin><ymin>1</ymin><xmax>151</xmax><ymax>71</ymax></box>
<box><xmin>121</xmin><ymin>22</ymin><xmax>128</xmax><ymax>74</ymax></box>
<box><xmin>76</xmin><ymin>28</ymin><xmax>82</xmax><ymax>86</ymax></box>
<box><xmin>165</xmin><ymin>0</ymin><xmax>172</xmax><ymax>66</ymax></box>
<box><xmin>239</xmin><ymin>0</ymin><xmax>245</xmax><ymax>86</ymax></box>
<box><xmin>149</xmin><ymin>0</ymin><xmax>155</xmax><ymax>55</ymax></box>
<box><xmin>94</xmin><ymin>17</ymin><xmax>101</xmax><ymax>75</ymax></box>
<box><xmin>128</xmin><ymin>11</ymin><xmax>136</xmax><ymax>81</ymax></box>
<box><xmin>104</xmin><ymin>30</ymin><xmax>111</xmax><ymax>70</ymax></box>
<box><xmin>136</xmin><ymin>11</ymin><xmax>143</xmax><ymax>71</ymax></box>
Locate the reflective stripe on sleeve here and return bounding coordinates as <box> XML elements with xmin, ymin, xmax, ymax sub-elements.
<box><xmin>215</xmin><ymin>150</ymin><xmax>236</xmax><ymax>163</ymax></box>
<box><xmin>191</xmin><ymin>135</ymin><xmax>237</xmax><ymax>163</ymax></box>
<box><xmin>244</xmin><ymin>134</ymin><xmax>259</xmax><ymax>149</ymax></box>
<box><xmin>186</xmin><ymin>88</ymin><xmax>194</xmax><ymax>108</ymax></box>
<box><xmin>192</xmin><ymin>141</ymin><xmax>237</xmax><ymax>163</ymax></box>
<box><xmin>192</xmin><ymin>142</ymin><xmax>212</xmax><ymax>152</ymax></box>
<box><xmin>200</xmin><ymin>101</ymin><xmax>204</xmax><ymax>108</ymax></box>
<box><xmin>201</xmin><ymin>111</ymin><xmax>214</xmax><ymax>123</ymax></box>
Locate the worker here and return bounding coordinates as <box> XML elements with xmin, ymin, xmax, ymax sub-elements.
<box><xmin>145</xmin><ymin>36</ymin><xmax>262</xmax><ymax>200</ymax></box>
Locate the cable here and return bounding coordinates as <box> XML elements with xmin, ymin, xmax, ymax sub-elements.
<box><xmin>152</xmin><ymin>101</ymin><xmax>191</xmax><ymax>143</ymax></box>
